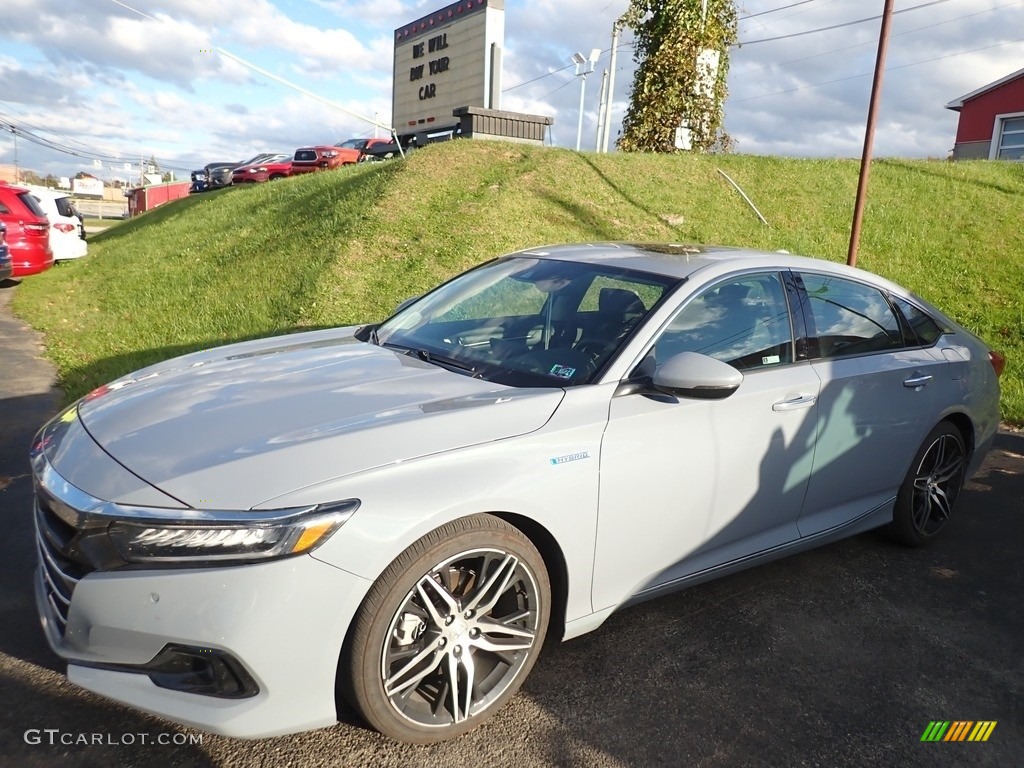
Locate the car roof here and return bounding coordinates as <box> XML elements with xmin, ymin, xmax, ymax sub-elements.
<box><xmin>509</xmin><ymin>242</ymin><xmax>906</xmax><ymax>291</ymax></box>
<box><xmin>21</xmin><ymin>185</ymin><xmax>71</xmax><ymax>202</ymax></box>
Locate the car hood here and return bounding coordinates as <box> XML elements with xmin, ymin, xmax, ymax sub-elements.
<box><xmin>76</xmin><ymin>329</ymin><xmax>563</xmax><ymax>509</ymax></box>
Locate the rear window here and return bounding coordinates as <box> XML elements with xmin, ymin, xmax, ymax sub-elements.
<box><xmin>16</xmin><ymin>191</ymin><xmax>48</xmax><ymax>218</ymax></box>
<box><xmin>294</xmin><ymin>150</ymin><xmax>317</xmax><ymax>162</ymax></box>
<box><xmin>54</xmin><ymin>197</ymin><xmax>76</xmax><ymax>217</ymax></box>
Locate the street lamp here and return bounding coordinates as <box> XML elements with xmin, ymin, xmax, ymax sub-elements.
<box><xmin>571</xmin><ymin>48</ymin><xmax>601</xmax><ymax>152</ymax></box>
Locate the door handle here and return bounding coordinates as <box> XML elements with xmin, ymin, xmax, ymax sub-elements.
<box><xmin>903</xmin><ymin>374</ymin><xmax>933</xmax><ymax>388</ymax></box>
<box><xmin>772</xmin><ymin>394</ymin><xmax>817</xmax><ymax>411</ymax></box>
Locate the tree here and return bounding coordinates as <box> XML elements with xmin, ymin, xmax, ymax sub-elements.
<box><xmin>618</xmin><ymin>0</ymin><xmax>737</xmax><ymax>153</ymax></box>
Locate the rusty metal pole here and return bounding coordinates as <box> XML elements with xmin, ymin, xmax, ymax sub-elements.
<box><xmin>847</xmin><ymin>0</ymin><xmax>896</xmax><ymax>268</ymax></box>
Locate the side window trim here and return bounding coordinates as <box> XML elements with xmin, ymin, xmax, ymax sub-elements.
<box><xmin>782</xmin><ymin>270</ymin><xmax>815</xmax><ymax>361</ymax></box>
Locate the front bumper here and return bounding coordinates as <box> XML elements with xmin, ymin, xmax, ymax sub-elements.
<box><xmin>36</xmin><ymin>552</ymin><xmax>372</xmax><ymax>738</ymax></box>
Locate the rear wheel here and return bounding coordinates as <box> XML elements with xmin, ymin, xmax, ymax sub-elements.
<box><xmin>890</xmin><ymin>421</ymin><xmax>967</xmax><ymax>546</ymax></box>
<box><xmin>343</xmin><ymin>514</ymin><xmax>549</xmax><ymax>743</ymax></box>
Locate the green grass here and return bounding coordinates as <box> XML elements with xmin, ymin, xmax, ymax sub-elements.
<box><xmin>12</xmin><ymin>142</ymin><xmax>1024</xmax><ymax>423</ymax></box>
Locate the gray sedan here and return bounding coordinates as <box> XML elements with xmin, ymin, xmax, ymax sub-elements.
<box><xmin>30</xmin><ymin>243</ymin><xmax>1003</xmax><ymax>743</ymax></box>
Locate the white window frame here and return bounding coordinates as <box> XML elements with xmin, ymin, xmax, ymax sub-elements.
<box><xmin>989</xmin><ymin>110</ymin><xmax>1024</xmax><ymax>160</ymax></box>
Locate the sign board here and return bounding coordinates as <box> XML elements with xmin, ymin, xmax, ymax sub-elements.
<box><xmin>392</xmin><ymin>0</ymin><xmax>504</xmax><ymax>135</ymax></box>
<box><xmin>72</xmin><ymin>177</ymin><xmax>104</xmax><ymax>197</ymax></box>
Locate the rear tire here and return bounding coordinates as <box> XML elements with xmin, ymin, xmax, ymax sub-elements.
<box><xmin>889</xmin><ymin>421</ymin><xmax>967</xmax><ymax>546</ymax></box>
<box><xmin>343</xmin><ymin>514</ymin><xmax>549</xmax><ymax>743</ymax></box>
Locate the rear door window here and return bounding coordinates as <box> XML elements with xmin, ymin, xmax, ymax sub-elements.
<box><xmin>54</xmin><ymin>197</ymin><xmax>77</xmax><ymax>218</ymax></box>
<box><xmin>799</xmin><ymin>273</ymin><xmax>902</xmax><ymax>358</ymax></box>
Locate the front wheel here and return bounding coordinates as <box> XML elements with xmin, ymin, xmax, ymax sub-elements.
<box><xmin>343</xmin><ymin>515</ymin><xmax>550</xmax><ymax>743</ymax></box>
<box><xmin>889</xmin><ymin>421</ymin><xmax>967</xmax><ymax>546</ymax></box>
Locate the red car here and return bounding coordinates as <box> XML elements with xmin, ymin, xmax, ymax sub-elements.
<box><xmin>231</xmin><ymin>154</ymin><xmax>293</xmax><ymax>184</ymax></box>
<box><xmin>334</xmin><ymin>137</ymin><xmax>392</xmax><ymax>157</ymax></box>
<box><xmin>0</xmin><ymin>181</ymin><xmax>53</xmax><ymax>277</ymax></box>
<box><xmin>289</xmin><ymin>146</ymin><xmax>360</xmax><ymax>175</ymax></box>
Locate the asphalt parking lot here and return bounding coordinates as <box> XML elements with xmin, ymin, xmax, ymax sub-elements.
<box><xmin>0</xmin><ymin>279</ymin><xmax>1020</xmax><ymax>767</ymax></box>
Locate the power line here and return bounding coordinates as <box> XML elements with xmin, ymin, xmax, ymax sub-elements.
<box><xmin>0</xmin><ymin>112</ymin><xmax>193</xmax><ymax>173</ymax></box>
<box><xmin>740</xmin><ymin>0</ymin><xmax>818</xmax><ymax>20</ymax></box>
<box><xmin>730</xmin><ymin>34</ymin><xmax>1024</xmax><ymax>104</ymax></box>
<box><xmin>503</xmin><ymin>63</ymin><xmax>575</xmax><ymax>93</ymax></box>
<box><xmin>738</xmin><ymin>0</ymin><xmax>952</xmax><ymax>46</ymax></box>
<box><xmin>735</xmin><ymin>0</ymin><xmax>1023</xmax><ymax>77</ymax></box>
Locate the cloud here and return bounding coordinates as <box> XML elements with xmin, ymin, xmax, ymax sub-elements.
<box><xmin>2</xmin><ymin>0</ymin><xmax>1024</xmax><ymax>178</ymax></box>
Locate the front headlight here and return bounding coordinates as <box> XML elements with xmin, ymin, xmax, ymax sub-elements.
<box><xmin>106</xmin><ymin>500</ymin><xmax>359</xmax><ymax>566</ymax></box>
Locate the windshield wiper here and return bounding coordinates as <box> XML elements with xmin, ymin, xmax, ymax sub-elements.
<box><xmin>414</xmin><ymin>349</ymin><xmax>481</xmax><ymax>377</ymax></box>
<box><xmin>393</xmin><ymin>346</ymin><xmax>481</xmax><ymax>377</ymax></box>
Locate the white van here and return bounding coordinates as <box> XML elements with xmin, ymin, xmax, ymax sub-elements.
<box><xmin>26</xmin><ymin>186</ymin><xmax>88</xmax><ymax>261</ymax></box>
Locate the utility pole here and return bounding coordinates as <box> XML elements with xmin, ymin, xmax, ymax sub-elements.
<box><xmin>11</xmin><ymin>127</ymin><xmax>19</xmax><ymax>183</ymax></box>
<box><xmin>848</xmin><ymin>0</ymin><xmax>895</xmax><ymax>268</ymax></box>
<box><xmin>595</xmin><ymin>68</ymin><xmax>609</xmax><ymax>151</ymax></box>
<box><xmin>601</xmin><ymin>19</ymin><xmax>624</xmax><ymax>153</ymax></box>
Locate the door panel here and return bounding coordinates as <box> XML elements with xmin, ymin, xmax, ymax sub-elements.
<box><xmin>795</xmin><ymin>272</ymin><xmax>944</xmax><ymax>536</ymax></box>
<box><xmin>591</xmin><ymin>271</ymin><xmax>818</xmax><ymax>611</ymax></box>
<box><xmin>798</xmin><ymin>351</ymin><xmax>941</xmax><ymax>535</ymax></box>
<box><xmin>593</xmin><ymin>365</ymin><xmax>821</xmax><ymax>610</ymax></box>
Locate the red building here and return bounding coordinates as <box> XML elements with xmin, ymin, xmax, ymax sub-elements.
<box><xmin>945</xmin><ymin>67</ymin><xmax>1024</xmax><ymax>160</ymax></box>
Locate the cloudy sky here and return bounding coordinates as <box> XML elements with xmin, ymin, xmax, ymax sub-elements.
<box><xmin>1</xmin><ymin>0</ymin><xmax>1021</xmax><ymax>179</ymax></box>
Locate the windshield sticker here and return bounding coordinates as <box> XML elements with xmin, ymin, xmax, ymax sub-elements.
<box><xmin>762</xmin><ymin>354</ymin><xmax>781</xmax><ymax>365</ymax></box>
<box><xmin>549</xmin><ymin>365</ymin><xmax>576</xmax><ymax>379</ymax></box>
<box><xmin>550</xmin><ymin>451</ymin><xmax>590</xmax><ymax>466</ymax></box>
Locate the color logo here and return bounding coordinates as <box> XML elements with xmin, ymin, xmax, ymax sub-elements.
<box><xmin>920</xmin><ymin>721</ymin><xmax>997</xmax><ymax>742</ymax></box>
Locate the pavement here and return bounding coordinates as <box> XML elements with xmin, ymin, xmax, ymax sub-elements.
<box><xmin>0</xmin><ymin>277</ymin><xmax>1021</xmax><ymax>767</ymax></box>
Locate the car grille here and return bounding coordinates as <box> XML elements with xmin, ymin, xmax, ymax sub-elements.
<box><xmin>34</xmin><ymin>487</ymin><xmax>95</xmax><ymax>638</ymax></box>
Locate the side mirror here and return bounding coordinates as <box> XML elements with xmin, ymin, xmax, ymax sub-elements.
<box><xmin>652</xmin><ymin>352</ymin><xmax>743</xmax><ymax>400</ymax></box>
<box><xmin>394</xmin><ymin>295</ymin><xmax>420</xmax><ymax>313</ymax></box>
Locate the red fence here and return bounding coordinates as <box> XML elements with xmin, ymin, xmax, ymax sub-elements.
<box><xmin>127</xmin><ymin>181</ymin><xmax>192</xmax><ymax>217</ymax></box>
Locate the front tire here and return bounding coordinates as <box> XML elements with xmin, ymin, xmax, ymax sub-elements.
<box><xmin>343</xmin><ymin>514</ymin><xmax>550</xmax><ymax>743</ymax></box>
<box><xmin>890</xmin><ymin>421</ymin><xmax>967</xmax><ymax>546</ymax></box>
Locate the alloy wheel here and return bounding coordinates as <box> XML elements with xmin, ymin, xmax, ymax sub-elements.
<box><xmin>910</xmin><ymin>432</ymin><xmax>966</xmax><ymax>537</ymax></box>
<box><xmin>380</xmin><ymin>548</ymin><xmax>541</xmax><ymax>728</ymax></box>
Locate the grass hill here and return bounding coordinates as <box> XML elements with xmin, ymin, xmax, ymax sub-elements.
<box><xmin>11</xmin><ymin>140</ymin><xmax>1024</xmax><ymax>423</ymax></box>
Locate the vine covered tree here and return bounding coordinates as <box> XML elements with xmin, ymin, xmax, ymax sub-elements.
<box><xmin>618</xmin><ymin>0</ymin><xmax>737</xmax><ymax>153</ymax></box>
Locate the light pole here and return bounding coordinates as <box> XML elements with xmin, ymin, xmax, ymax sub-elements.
<box><xmin>571</xmin><ymin>49</ymin><xmax>600</xmax><ymax>152</ymax></box>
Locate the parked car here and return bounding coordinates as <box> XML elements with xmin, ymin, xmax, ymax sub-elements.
<box><xmin>203</xmin><ymin>161</ymin><xmax>245</xmax><ymax>189</ymax></box>
<box><xmin>26</xmin><ymin>186</ymin><xmax>88</xmax><ymax>261</ymax></box>
<box><xmin>335</xmin><ymin>137</ymin><xmax>392</xmax><ymax>157</ymax></box>
<box><xmin>0</xmin><ymin>222</ymin><xmax>12</xmax><ymax>281</ymax></box>
<box><xmin>289</xmin><ymin>145</ymin><xmax>356</xmax><ymax>175</ymax></box>
<box><xmin>189</xmin><ymin>170</ymin><xmax>208</xmax><ymax>194</ymax></box>
<box><xmin>231</xmin><ymin>154</ymin><xmax>293</xmax><ymax>184</ymax></box>
<box><xmin>30</xmin><ymin>243</ymin><xmax>1003</xmax><ymax>743</ymax></box>
<box><xmin>0</xmin><ymin>181</ymin><xmax>53</xmax><ymax>276</ymax></box>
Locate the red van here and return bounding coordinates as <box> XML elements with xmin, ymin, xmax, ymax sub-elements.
<box><xmin>0</xmin><ymin>181</ymin><xmax>53</xmax><ymax>277</ymax></box>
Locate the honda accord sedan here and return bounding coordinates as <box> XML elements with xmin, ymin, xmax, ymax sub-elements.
<box><xmin>31</xmin><ymin>243</ymin><xmax>1003</xmax><ymax>743</ymax></box>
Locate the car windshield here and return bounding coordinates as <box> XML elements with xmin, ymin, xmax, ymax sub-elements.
<box><xmin>336</xmin><ymin>139</ymin><xmax>367</xmax><ymax>150</ymax></box>
<box><xmin>374</xmin><ymin>256</ymin><xmax>678</xmax><ymax>387</ymax></box>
